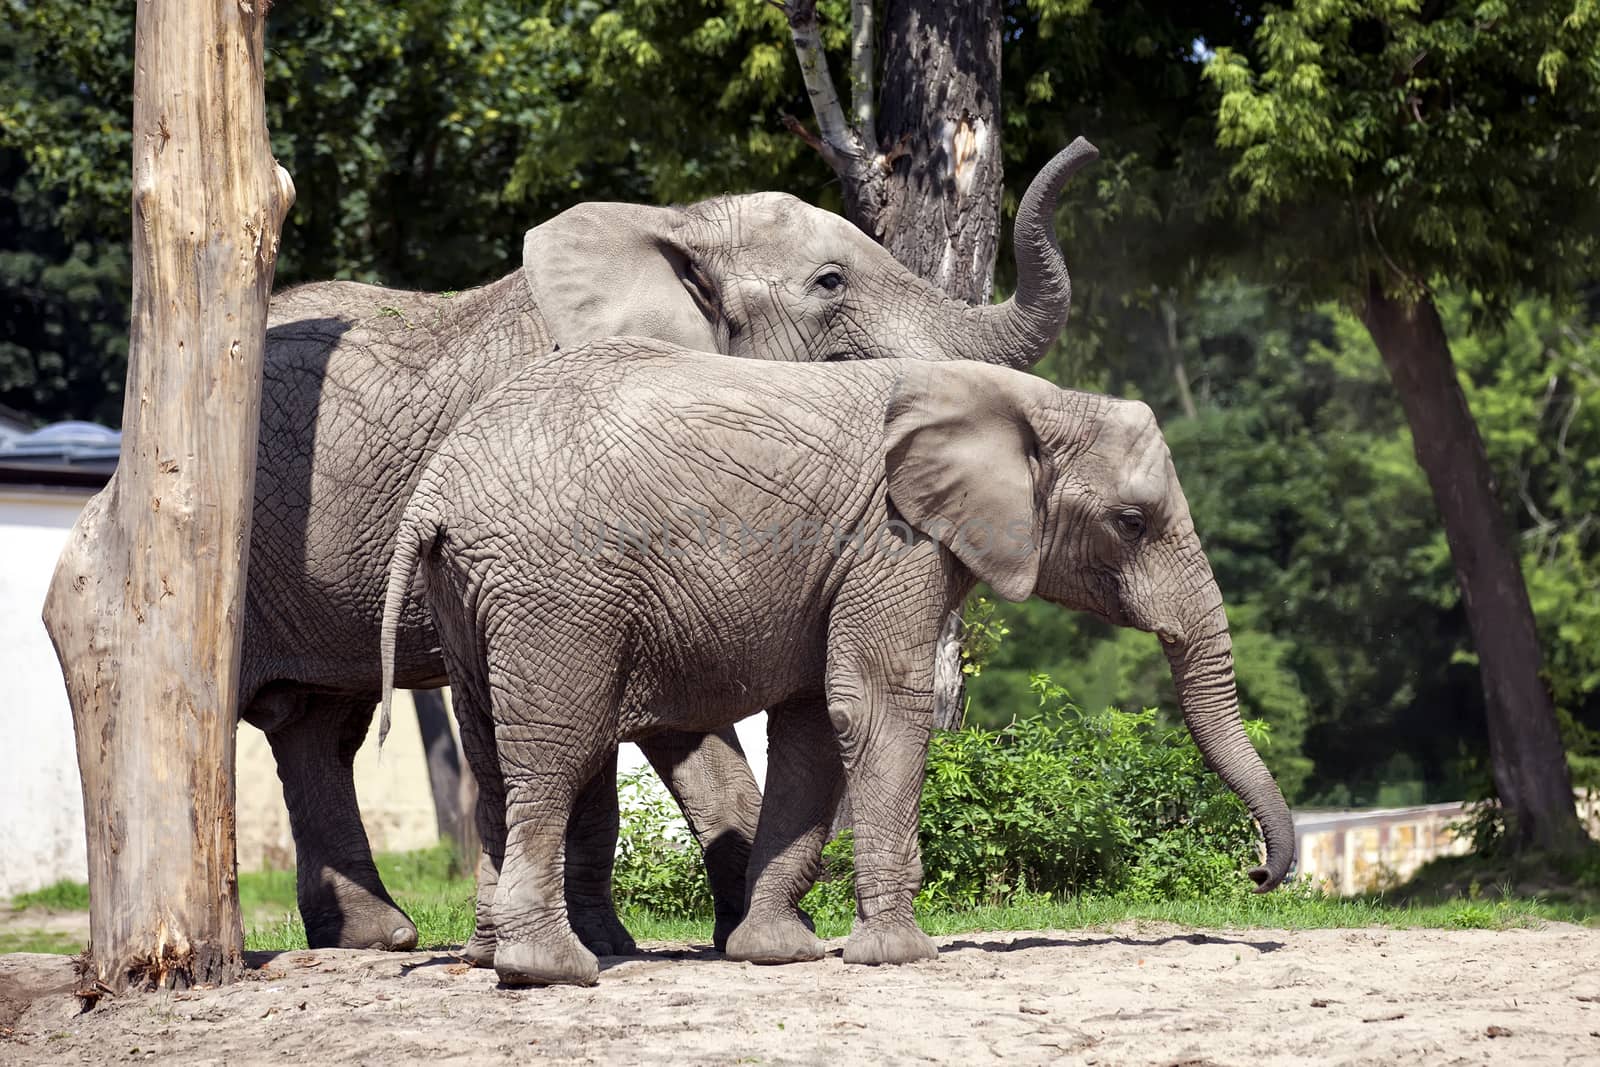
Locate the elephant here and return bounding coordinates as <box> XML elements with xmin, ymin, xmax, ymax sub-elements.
<box><xmin>377</xmin><ymin>340</ymin><xmax>1297</xmax><ymax>987</ymax></box>
<box><xmin>233</xmin><ymin>138</ymin><xmax>1101</xmax><ymax>954</ymax></box>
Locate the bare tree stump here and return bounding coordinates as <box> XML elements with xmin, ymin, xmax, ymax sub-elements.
<box><xmin>42</xmin><ymin>0</ymin><xmax>293</xmax><ymax>992</ymax></box>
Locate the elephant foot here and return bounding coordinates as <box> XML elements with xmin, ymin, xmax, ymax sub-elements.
<box><xmin>843</xmin><ymin>920</ymin><xmax>937</xmax><ymax>966</ymax></box>
<box><xmin>461</xmin><ymin>930</ymin><xmax>497</xmax><ymax>968</ymax></box>
<box><xmin>724</xmin><ymin>912</ymin><xmax>825</xmax><ymax>964</ymax></box>
<box><xmin>302</xmin><ymin>893</ymin><xmax>419</xmax><ymax>951</ymax></box>
<box><xmin>494</xmin><ymin>935</ymin><xmax>600</xmax><ymax>988</ymax></box>
<box><xmin>714</xmin><ymin>904</ymin><xmax>811</xmax><ymax>953</ymax></box>
<box><xmin>570</xmin><ymin>908</ymin><xmax>637</xmax><ymax>957</ymax></box>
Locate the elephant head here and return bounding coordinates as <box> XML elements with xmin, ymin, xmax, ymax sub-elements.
<box><xmin>520</xmin><ymin>139</ymin><xmax>1098</xmax><ymax>369</ymax></box>
<box><xmin>882</xmin><ymin>361</ymin><xmax>1296</xmax><ymax>890</ymax></box>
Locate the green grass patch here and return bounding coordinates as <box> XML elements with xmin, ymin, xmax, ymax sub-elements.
<box><xmin>0</xmin><ymin>930</ymin><xmax>83</xmax><ymax>955</ymax></box>
<box><xmin>9</xmin><ymin>879</ymin><xmax>89</xmax><ymax>912</ymax></box>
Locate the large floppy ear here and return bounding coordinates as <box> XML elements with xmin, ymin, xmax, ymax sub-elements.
<box><xmin>883</xmin><ymin>362</ymin><xmax>1054</xmax><ymax>602</ymax></box>
<box><xmin>522</xmin><ymin>202</ymin><xmax>722</xmax><ymax>351</ymax></box>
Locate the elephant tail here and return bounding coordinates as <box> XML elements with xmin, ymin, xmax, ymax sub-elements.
<box><xmin>379</xmin><ymin>508</ymin><xmax>437</xmax><ymax>752</ymax></box>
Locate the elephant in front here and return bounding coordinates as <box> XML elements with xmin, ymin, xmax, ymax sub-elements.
<box><xmin>228</xmin><ymin>139</ymin><xmax>1101</xmax><ymax>953</ymax></box>
<box><xmin>379</xmin><ymin>341</ymin><xmax>1296</xmax><ymax>987</ymax></box>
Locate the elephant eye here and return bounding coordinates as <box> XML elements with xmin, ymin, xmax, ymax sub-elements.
<box><xmin>1115</xmin><ymin>508</ymin><xmax>1146</xmax><ymax>541</ymax></box>
<box><xmin>811</xmin><ymin>269</ymin><xmax>846</xmax><ymax>294</ymax></box>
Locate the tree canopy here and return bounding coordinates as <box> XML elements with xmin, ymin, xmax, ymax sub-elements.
<box><xmin>3</xmin><ymin>0</ymin><xmax>1597</xmax><ymax>814</ymax></box>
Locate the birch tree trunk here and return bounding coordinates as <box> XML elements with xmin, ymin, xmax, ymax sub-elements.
<box><xmin>780</xmin><ymin>0</ymin><xmax>1003</xmax><ymax>729</ymax></box>
<box><xmin>42</xmin><ymin>0</ymin><xmax>293</xmax><ymax>992</ymax></box>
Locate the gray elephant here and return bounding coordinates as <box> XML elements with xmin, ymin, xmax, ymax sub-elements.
<box><xmin>238</xmin><ymin>139</ymin><xmax>1100</xmax><ymax>953</ymax></box>
<box><xmin>378</xmin><ymin>341</ymin><xmax>1296</xmax><ymax>987</ymax></box>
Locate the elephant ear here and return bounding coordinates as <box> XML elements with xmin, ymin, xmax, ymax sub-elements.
<box><xmin>522</xmin><ymin>202</ymin><xmax>722</xmax><ymax>351</ymax></box>
<box><xmin>883</xmin><ymin>362</ymin><xmax>1054</xmax><ymax>602</ymax></box>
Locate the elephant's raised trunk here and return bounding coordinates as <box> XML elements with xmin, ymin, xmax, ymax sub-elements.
<box><xmin>962</xmin><ymin>137</ymin><xmax>1099</xmax><ymax>369</ymax></box>
<box><xmin>1161</xmin><ymin>573</ymin><xmax>1296</xmax><ymax>892</ymax></box>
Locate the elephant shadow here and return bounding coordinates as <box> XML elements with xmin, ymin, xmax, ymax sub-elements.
<box><xmin>935</xmin><ymin>932</ymin><xmax>1287</xmax><ymax>955</ymax></box>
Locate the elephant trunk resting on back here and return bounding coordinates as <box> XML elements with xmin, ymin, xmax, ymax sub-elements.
<box><xmin>229</xmin><ymin>140</ymin><xmax>1101</xmax><ymax>952</ymax></box>
<box><xmin>379</xmin><ymin>342</ymin><xmax>1294</xmax><ymax>987</ymax></box>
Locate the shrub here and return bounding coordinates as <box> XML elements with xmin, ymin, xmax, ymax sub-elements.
<box><xmin>918</xmin><ymin>675</ymin><xmax>1262</xmax><ymax>907</ymax></box>
<box><xmin>612</xmin><ymin>769</ymin><xmax>715</xmax><ymax>916</ymax></box>
<box><xmin>620</xmin><ymin>675</ymin><xmax>1268</xmax><ymax>919</ymax></box>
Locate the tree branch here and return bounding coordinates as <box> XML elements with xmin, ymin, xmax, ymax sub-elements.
<box><xmin>850</xmin><ymin>0</ymin><xmax>876</xmax><ymax>141</ymax></box>
<box><xmin>777</xmin><ymin>1</ymin><xmax>858</xmax><ymax>160</ymax></box>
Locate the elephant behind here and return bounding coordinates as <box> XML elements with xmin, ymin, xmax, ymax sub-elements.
<box><xmin>378</xmin><ymin>341</ymin><xmax>1295</xmax><ymax>987</ymax></box>
<box><xmin>225</xmin><ymin>140</ymin><xmax>1101</xmax><ymax>953</ymax></box>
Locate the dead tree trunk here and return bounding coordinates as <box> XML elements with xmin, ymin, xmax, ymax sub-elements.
<box><xmin>414</xmin><ymin>690</ymin><xmax>480</xmax><ymax>867</ymax></box>
<box><xmin>1359</xmin><ymin>278</ymin><xmax>1585</xmax><ymax>854</ymax></box>
<box><xmin>41</xmin><ymin>0</ymin><xmax>294</xmax><ymax>991</ymax></box>
<box><xmin>780</xmin><ymin>0</ymin><xmax>1003</xmax><ymax>730</ymax></box>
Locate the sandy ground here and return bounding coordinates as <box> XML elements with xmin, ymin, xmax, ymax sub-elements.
<box><xmin>2</xmin><ymin>923</ymin><xmax>1598</xmax><ymax>1065</ymax></box>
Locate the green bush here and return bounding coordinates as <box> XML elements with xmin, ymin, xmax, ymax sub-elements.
<box><xmin>612</xmin><ymin>768</ymin><xmax>716</xmax><ymax>916</ymax></box>
<box><xmin>620</xmin><ymin>675</ymin><xmax>1269</xmax><ymax>922</ymax></box>
<box><xmin>921</xmin><ymin>675</ymin><xmax>1261</xmax><ymax>908</ymax></box>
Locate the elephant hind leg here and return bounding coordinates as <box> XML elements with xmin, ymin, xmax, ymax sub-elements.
<box><xmin>254</xmin><ymin>689</ymin><xmax>418</xmax><ymax>951</ymax></box>
<box><xmin>724</xmin><ymin>695</ymin><xmax>838</xmax><ymax>964</ymax></box>
<box><xmin>564</xmin><ymin>750</ymin><xmax>636</xmax><ymax>957</ymax></box>
<box><xmin>639</xmin><ymin>726</ymin><xmax>763</xmax><ymax>951</ymax></box>
<box><xmin>492</xmin><ymin>735</ymin><xmax>604</xmax><ymax>987</ymax></box>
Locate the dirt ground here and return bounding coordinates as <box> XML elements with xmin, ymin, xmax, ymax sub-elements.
<box><xmin>2</xmin><ymin>923</ymin><xmax>1598</xmax><ymax>1065</ymax></box>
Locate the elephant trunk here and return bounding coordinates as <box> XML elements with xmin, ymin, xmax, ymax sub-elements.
<box><xmin>1161</xmin><ymin>571</ymin><xmax>1296</xmax><ymax>892</ymax></box>
<box><xmin>960</xmin><ymin>137</ymin><xmax>1099</xmax><ymax>369</ymax></box>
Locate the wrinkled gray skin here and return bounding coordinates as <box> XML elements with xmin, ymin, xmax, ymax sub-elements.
<box><xmin>243</xmin><ymin>141</ymin><xmax>1099</xmax><ymax>953</ymax></box>
<box><xmin>379</xmin><ymin>344</ymin><xmax>1296</xmax><ymax>987</ymax></box>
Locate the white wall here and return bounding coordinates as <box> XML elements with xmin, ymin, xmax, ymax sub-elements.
<box><xmin>0</xmin><ymin>489</ymin><xmax>93</xmax><ymax>898</ymax></box>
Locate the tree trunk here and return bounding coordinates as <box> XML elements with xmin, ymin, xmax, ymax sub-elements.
<box><xmin>414</xmin><ymin>689</ymin><xmax>480</xmax><ymax>866</ymax></box>
<box><xmin>877</xmin><ymin>1</ymin><xmax>1002</xmax><ymax>729</ymax></box>
<box><xmin>41</xmin><ymin>0</ymin><xmax>293</xmax><ymax>992</ymax></box>
<box><xmin>1358</xmin><ymin>278</ymin><xmax>1584</xmax><ymax>854</ymax></box>
<box><xmin>782</xmin><ymin>0</ymin><xmax>1004</xmax><ymax>731</ymax></box>
<box><xmin>872</xmin><ymin>0</ymin><xmax>1005</xmax><ymax>304</ymax></box>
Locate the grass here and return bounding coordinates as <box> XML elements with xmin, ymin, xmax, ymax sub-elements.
<box><xmin>0</xmin><ymin>930</ymin><xmax>84</xmax><ymax>955</ymax></box>
<box><xmin>9</xmin><ymin>879</ymin><xmax>90</xmax><ymax>912</ymax></box>
<box><xmin>8</xmin><ymin>846</ymin><xmax>1598</xmax><ymax>956</ymax></box>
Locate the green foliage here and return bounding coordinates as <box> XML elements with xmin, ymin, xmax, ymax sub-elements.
<box><xmin>972</xmin><ymin>279</ymin><xmax>1600</xmax><ymax>806</ymax></box>
<box><xmin>1205</xmin><ymin>0</ymin><xmax>1600</xmax><ymax>304</ymax></box>
<box><xmin>8</xmin><ymin>878</ymin><xmax>90</xmax><ymax>912</ymax></box>
<box><xmin>799</xmin><ymin>678</ymin><xmax>1265</xmax><ymax>923</ymax></box>
<box><xmin>612</xmin><ymin>768</ymin><xmax>716</xmax><ymax>916</ymax></box>
<box><xmin>0</xmin><ymin>0</ymin><xmax>826</xmax><ymax>422</ymax></box>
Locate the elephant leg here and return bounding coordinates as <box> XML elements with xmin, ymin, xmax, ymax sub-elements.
<box><xmin>724</xmin><ymin>695</ymin><xmax>841</xmax><ymax>964</ymax></box>
<box><xmin>638</xmin><ymin>726</ymin><xmax>763</xmax><ymax>950</ymax></box>
<box><xmin>259</xmin><ymin>691</ymin><xmax>418</xmax><ymax>951</ymax></box>
<box><xmin>829</xmin><ymin>669</ymin><xmax>939</xmax><ymax>967</ymax></box>
<box><xmin>491</xmin><ymin>723</ymin><xmax>602</xmax><ymax>987</ymax></box>
<box><xmin>447</xmin><ymin>675</ymin><xmax>507</xmax><ymax>969</ymax></box>
<box><xmin>563</xmin><ymin>750</ymin><xmax>636</xmax><ymax>956</ymax></box>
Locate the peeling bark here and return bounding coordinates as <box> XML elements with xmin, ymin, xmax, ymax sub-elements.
<box><xmin>42</xmin><ymin>0</ymin><xmax>293</xmax><ymax>992</ymax></box>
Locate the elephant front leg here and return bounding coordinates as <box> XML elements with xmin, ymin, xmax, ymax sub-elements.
<box><xmin>562</xmin><ymin>750</ymin><xmax>636</xmax><ymax>956</ymax></box>
<box><xmin>258</xmin><ymin>692</ymin><xmax>419</xmax><ymax>951</ymax></box>
<box><xmin>829</xmin><ymin>672</ymin><xmax>939</xmax><ymax>967</ymax></box>
<box><xmin>639</xmin><ymin>726</ymin><xmax>763</xmax><ymax>950</ymax></box>
<box><xmin>724</xmin><ymin>696</ymin><xmax>841</xmax><ymax>964</ymax></box>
